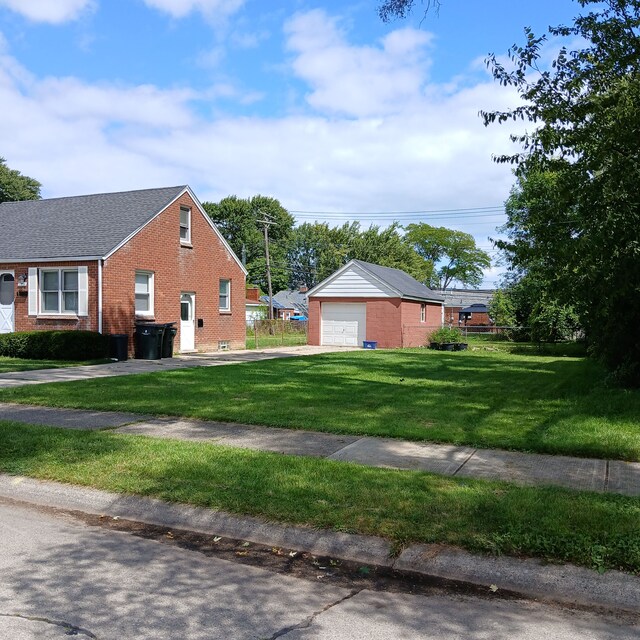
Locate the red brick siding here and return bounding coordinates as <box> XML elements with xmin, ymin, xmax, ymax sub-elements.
<box><xmin>446</xmin><ymin>306</ymin><xmax>491</xmax><ymax>326</ymax></box>
<box><xmin>0</xmin><ymin>261</ymin><xmax>98</xmax><ymax>332</ymax></box>
<box><xmin>400</xmin><ymin>299</ymin><xmax>443</xmax><ymax>347</ymax></box>
<box><xmin>308</xmin><ymin>296</ymin><xmax>442</xmax><ymax>348</ymax></box>
<box><xmin>103</xmin><ymin>193</ymin><xmax>246</xmax><ymax>353</ymax></box>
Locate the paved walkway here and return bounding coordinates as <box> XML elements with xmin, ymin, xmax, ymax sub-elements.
<box><xmin>2</xmin><ymin>402</ymin><xmax>638</xmax><ymax>497</ymax></box>
<box><xmin>0</xmin><ymin>345</ymin><xmax>353</xmax><ymax>388</ymax></box>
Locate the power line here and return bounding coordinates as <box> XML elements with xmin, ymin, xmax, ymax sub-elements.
<box><xmin>289</xmin><ymin>205</ymin><xmax>504</xmax><ymax>215</ymax></box>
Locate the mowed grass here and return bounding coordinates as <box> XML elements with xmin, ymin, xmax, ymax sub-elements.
<box><xmin>1</xmin><ymin>420</ymin><xmax>639</xmax><ymax>574</ymax></box>
<box><xmin>1</xmin><ymin>349</ymin><xmax>639</xmax><ymax>460</ymax></box>
<box><xmin>0</xmin><ymin>357</ymin><xmax>110</xmax><ymax>373</ymax></box>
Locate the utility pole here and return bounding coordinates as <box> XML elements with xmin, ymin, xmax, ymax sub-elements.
<box><xmin>257</xmin><ymin>210</ymin><xmax>276</xmax><ymax>320</ymax></box>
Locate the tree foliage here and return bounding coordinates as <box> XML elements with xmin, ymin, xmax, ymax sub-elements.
<box><xmin>404</xmin><ymin>222</ymin><xmax>491</xmax><ymax>289</ymax></box>
<box><xmin>378</xmin><ymin>0</ymin><xmax>441</xmax><ymax>22</ymax></box>
<box><xmin>203</xmin><ymin>195</ymin><xmax>294</xmax><ymax>293</ymax></box>
<box><xmin>484</xmin><ymin>0</ymin><xmax>640</xmax><ymax>385</ymax></box>
<box><xmin>0</xmin><ymin>157</ymin><xmax>41</xmax><ymax>203</ymax></box>
<box><xmin>288</xmin><ymin>221</ymin><xmax>431</xmax><ymax>288</ymax></box>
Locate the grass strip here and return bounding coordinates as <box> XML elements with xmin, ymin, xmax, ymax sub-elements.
<box><xmin>2</xmin><ymin>349</ymin><xmax>639</xmax><ymax>460</ymax></box>
<box><xmin>1</xmin><ymin>420</ymin><xmax>639</xmax><ymax>574</ymax></box>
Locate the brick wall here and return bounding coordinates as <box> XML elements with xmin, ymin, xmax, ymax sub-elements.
<box><xmin>445</xmin><ymin>306</ymin><xmax>492</xmax><ymax>326</ymax></box>
<box><xmin>103</xmin><ymin>192</ymin><xmax>246</xmax><ymax>354</ymax></box>
<box><xmin>0</xmin><ymin>261</ymin><xmax>98</xmax><ymax>332</ymax></box>
<box><xmin>308</xmin><ymin>297</ymin><xmax>442</xmax><ymax>348</ymax></box>
<box><xmin>400</xmin><ymin>300</ymin><xmax>443</xmax><ymax>347</ymax></box>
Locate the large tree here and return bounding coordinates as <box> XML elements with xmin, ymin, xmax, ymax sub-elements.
<box><xmin>0</xmin><ymin>157</ymin><xmax>41</xmax><ymax>203</ymax></box>
<box><xmin>484</xmin><ymin>0</ymin><xmax>640</xmax><ymax>385</ymax></box>
<box><xmin>203</xmin><ymin>195</ymin><xmax>294</xmax><ymax>293</ymax></box>
<box><xmin>404</xmin><ymin>222</ymin><xmax>490</xmax><ymax>289</ymax></box>
<box><xmin>288</xmin><ymin>221</ymin><xmax>432</xmax><ymax>288</ymax></box>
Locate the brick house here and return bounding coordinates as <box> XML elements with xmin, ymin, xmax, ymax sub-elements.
<box><xmin>434</xmin><ymin>289</ymin><xmax>494</xmax><ymax>327</ymax></box>
<box><xmin>0</xmin><ymin>186</ymin><xmax>247</xmax><ymax>354</ymax></box>
<box><xmin>307</xmin><ymin>260</ymin><xmax>444</xmax><ymax>348</ymax></box>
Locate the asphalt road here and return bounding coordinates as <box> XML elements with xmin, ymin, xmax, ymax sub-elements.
<box><xmin>1</xmin><ymin>502</ymin><xmax>638</xmax><ymax>640</ymax></box>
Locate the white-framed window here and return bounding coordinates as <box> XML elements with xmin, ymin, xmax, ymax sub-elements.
<box><xmin>135</xmin><ymin>271</ymin><xmax>154</xmax><ymax>317</ymax></box>
<box><xmin>420</xmin><ymin>303</ymin><xmax>426</xmax><ymax>323</ymax></box>
<box><xmin>180</xmin><ymin>206</ymin><xmax>191</xmax><ymax>244</ymax></box>
<box><xmin>40</xmin><ymin>268</ymin><xmax>79</xmax><ymax>314</ymax></box>
<box><xmin>219</xmin><ymin>279</ymin><xmax>230</xmax><ymax>312</ymax></box>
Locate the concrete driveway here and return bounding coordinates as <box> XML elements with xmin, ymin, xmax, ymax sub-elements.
<box><xmin>0</xmin><ymin>345</ymin><xmax>355</xmax><ymax>388</ymax></box>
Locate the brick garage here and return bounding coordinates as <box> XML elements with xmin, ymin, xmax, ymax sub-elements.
<box><xmin>307</xmin><ymin>260</ymin><xmax>444</xmax><ymax>349</ymax></box>
<box><xmin>0</xmin><ymin>186</ymin><xmax>247</xmax><ymax>355</ymax></box>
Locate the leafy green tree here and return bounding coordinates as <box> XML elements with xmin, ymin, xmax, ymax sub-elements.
<box><xmin>404</xmin><ymin>222</ymin><xmax>491</xmax><ymax>289</ymax></box>
<box><xmin>488</xmin><ymin>289</ymin><xmax>516</xmax><ymax>328</ymax></box>
<box><xmin>0</xmin><ymin>157</ymin><xmax>41</xmax><ymax>203</ymax></box>
<box><xmin>203</xmin><ymin>195</ymin><xmax>294</xmax><ymax>293</ymax></box>
<box><xmin>288</xmin><ymin>221</ymin><xmax>432</xmax><ymax>288</ymax></box>
<box><xmin>483</xmin><ymin>0</ymin><xmax>640</xmax><ymax>385</ymax></box>
<box><xmin>378</xmin><ymin>0</ymin><xmax>441</xmax><ymax>22</ymax></box>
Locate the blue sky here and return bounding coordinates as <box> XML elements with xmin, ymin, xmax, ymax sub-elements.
<box><xmin>0</xmin><ymin>0</ymin><xmax>586</xmax><ymax>285</ymax></box>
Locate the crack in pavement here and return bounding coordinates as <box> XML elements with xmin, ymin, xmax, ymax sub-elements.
<box><xmin>0</xmin><ymin>612</ymin><xmax>98</xmax><ymax>638</ymax></box>
<box><xmin>263</xmin><ymin>588</ymin><xmax>363</xmax><ymax>640</ymax></box>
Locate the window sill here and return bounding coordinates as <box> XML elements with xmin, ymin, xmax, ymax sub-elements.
<box><xmin>136</xmin><ymin>314</ymin><xmax>155</xmax><ymax>321</ymax></box>
<box><xmin>180</xmin><ymin>242</ymin><xmax>193</xmax><ymax>249</ymax></box>
<box><xmin>219</xmin><ymin>310</ymin><xmax>232</xmax><ymax>315</ymax></box>
<box><xmin>36</xmin><ymin>315</ymin><xmax>79</xmax><ymax>321</ymax></box>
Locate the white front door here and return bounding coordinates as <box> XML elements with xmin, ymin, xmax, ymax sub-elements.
<box><xmin>0</xmin><ymin>272</ymin><xmax>15</xmax><ymax>334</ymax></box>
<box><xmin>180</xmin><ymin>293</ymin><xmax>195</xmax><ymax>352</ymax></box>
<box><xmin>321</xmin><ymin>302</ymin><xmax>366</xmax><ymax>347</ymax></box>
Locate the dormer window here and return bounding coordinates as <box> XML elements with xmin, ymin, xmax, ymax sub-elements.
<box><xmin>180</xmin><ymin>207</ymin><xmax>191</xmax><ymax>244</ymax></box>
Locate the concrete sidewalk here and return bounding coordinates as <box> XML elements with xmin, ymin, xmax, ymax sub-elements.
<box><xmin>2</xmin><ymin>402</ymin><xmax>639</xmax><ymax>497</ymax></box>
<box><xmin>0</xmin><ymin>345</ymin><xmax>353</xmax><ymax>388</ymax></box>
<box><xmin>1</xmin><ymin>474</ymin><xmax>639</xmax><ymax>616</ymax></box>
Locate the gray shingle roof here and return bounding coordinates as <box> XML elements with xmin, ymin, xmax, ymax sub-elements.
<box><xmin>272</xmin><ymin>289</ymin><xmax>309</xmax><ymax>314</ymax></box>
<box><xmin>352</xmin><ymin>260</ymin><xmax>444</xmax><ymax>302</ymax></box>
<box><xmin>0</xmin><ymin>186</ymin><xmax>187</xmax><ymax>260</ymax></box>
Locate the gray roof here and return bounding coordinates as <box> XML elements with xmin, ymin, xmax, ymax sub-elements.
<box><xmin>352</xmin><ymin>260</ymin><xmax>444</xmax><ymax>302</ymax></box>
<box><xmin>260</xmin><ymin>296</ymin><xmax>285</xmax><ymax>310</ymax></box>
<box><xmin>272</xmin><ymin>289</ymin><xmax>309</xmax><ymax>314</ymax></box>
<box><xmin>434</xmin><ymin>288</ymin><xmax>495</xmax><ymax>308</ymax></box>
<box><xmin>0</xmin><ymin>186</ymin><xmax>186</xmax><ymax>260</ymax></box>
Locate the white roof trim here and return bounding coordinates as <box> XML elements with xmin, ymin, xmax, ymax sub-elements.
<box><xmin>101</xmin><ymin>186</ymin><xmax>248</xmax><ymax>276</ymax></box>
<box><xmin>0</xmin><ymin>256</ymin><xmax>102</xmax><ymax>263</ymax></box>
<box><xmin>307</xmin><ymin>259</ymin><xmax>402</xmax><ymax>298</ymax></box>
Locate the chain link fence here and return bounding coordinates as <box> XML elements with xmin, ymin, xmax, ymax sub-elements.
<box><xmin>247</xmin><ymin>319</ymin><xmax>308</xmax><ymax>349</ymax></box>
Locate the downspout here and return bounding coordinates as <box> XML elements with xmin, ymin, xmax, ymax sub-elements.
<box><xmin>98</xmin><ymin>258</ymin><xmax>103</xmax><ymax>334</ymax></box>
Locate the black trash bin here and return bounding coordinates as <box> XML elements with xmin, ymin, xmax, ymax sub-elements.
<box><xmin>162</xmin><ymin>323</ymin><xmax>177</xmax><ymax>358</ymax></box>
<box><xmin>109</xmin><ymin>334</ymin><xmax>129</xmax><ymax>361</ymax></box>
<box><xmin>134</xmin><ymin>323</ymin><xmax>165</xmax><ymax>360</ymax></box>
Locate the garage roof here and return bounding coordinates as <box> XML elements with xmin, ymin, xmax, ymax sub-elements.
<box><xmin>308</xmin><ymin>259</ymin><xmax>444</xmax><ymax>303</ymax></box>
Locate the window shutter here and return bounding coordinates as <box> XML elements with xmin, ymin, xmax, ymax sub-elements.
<box><xmin>28</xmin><ymin>268</ymin><xmax>38</xmax><ymax>315</ymax></box>
<box><xmin>77</xmin><ymin>266</ymin><xmax>88</xmax><ymax>316</ymax></box>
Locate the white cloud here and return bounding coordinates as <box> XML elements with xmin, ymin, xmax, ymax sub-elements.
<box><xmin>142</xmin><ymin>0</ymin><xmax>244</xmax><ymax>20</ymax></box>
<box><xmin>0</xmin><ymin>10</ymin><xmax>523</xmax><ymax>262</ymax></box>
<box><xmin>284</xmin><ymin>9</ymin><xmax>433</xmax><ymax>117</ymax></box>
<box><xmin>0</xmin><ymin>0</ymin><xmax>94</xmax><ymax>24</ymax></box>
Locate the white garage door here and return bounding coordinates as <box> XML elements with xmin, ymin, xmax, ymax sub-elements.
<box><xmin>321</xmin><ymin>303</ymin><xmax>366</xmax><ymax>347</ymax></box>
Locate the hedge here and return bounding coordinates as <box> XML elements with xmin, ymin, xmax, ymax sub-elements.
<box><xmin>0</xmin><ymin>330</ymin><xmax>109</xmax><ymax>361</ymax></box>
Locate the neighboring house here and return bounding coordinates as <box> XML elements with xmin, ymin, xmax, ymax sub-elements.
<box><xmin>245</xmin><ymin>286</ymin><xmax>266</xmax><ymax>326</ymax></box>
<box><xmin>269</xmin><ymin>287</ymin><xmax>309</xmax><ymax>320</ymax></box>
<box><xmin>259</xmin><ymin>295</ymin><xmax>287</xmax><ymax>319</ymax></box>
<box><xmin>434</xmin><ymin>289</ymin><xmax>494</xmax><ymax>326</ymax></box>
<box><xmin>307</xmin><ymin>259</ymin><xmax>444</xmax><ymax>348</ymax></box>
<box><xmin>0</xmin><ymin>186</ymin><xmax>247</xmax><ymax>354</ymax></box>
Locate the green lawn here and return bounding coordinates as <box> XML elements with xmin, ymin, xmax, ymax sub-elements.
<box><xmin>2</xmin><ymin>349</ymin><xmax>639</xmax><ymax>460</ymax></box>
<box><xmin>1</xmin><ymin>421</ymin><xmax>638</xmax><ymax>574</ymax></box>
<box><xmin>0</xmin><ymin>357</ymin><xmax>110</xmax><ymax>374</ymax></box>
<box><xmin>245</xmin><ymin>333</ymin><xmax>307</xmax><ymax>349</ymax></box>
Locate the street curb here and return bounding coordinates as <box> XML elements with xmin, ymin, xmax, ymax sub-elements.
<box><xmin>1</xmin><ymin>474</ymin><xmax>638</xmax><ymax>615</ymax></box>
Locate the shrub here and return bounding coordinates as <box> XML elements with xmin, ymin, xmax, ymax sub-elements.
<box><xmin>429</xmin><ymin>326</ymin><xmax>463</xmax><ymax>345</ymax></box>
<box><xmin>0</xmin><ymin>330</ymin><xmax>109</xmax><ymax>361</ymax></box>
